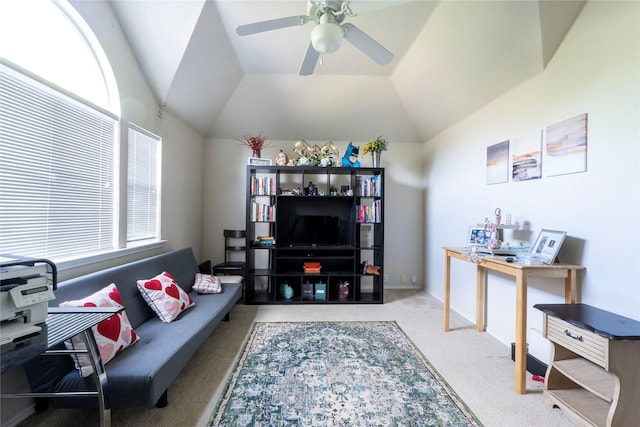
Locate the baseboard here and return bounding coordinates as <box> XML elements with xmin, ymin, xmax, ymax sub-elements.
<box><xmin>510</xmin><ymin>343</ymin><xmax>548</xmax><ymax>377</ymax></box>
<box><xmin>3</xmin><ymin>403</ymin><xmax>36</xmax><ymax>427</ymax></box>
<box><xmin>385</xmin><ymin>283</ymin><xmax>418</xmax><ymax>290</ymax></box>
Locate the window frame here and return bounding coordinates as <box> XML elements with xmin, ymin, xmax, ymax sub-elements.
<box><xmin>0</xmin><ymin>0</ymin><xmax>166</xmax><ymax>274</ymax></box>
<box><xmin>127</xmin><ymin>123</ymin><xmax>162</xmax><ymax>245</ymax></box>
<box><xmin>0</xmin><ymin>69</ymin><xmax>165</xmax><ymax>273</ymax></box>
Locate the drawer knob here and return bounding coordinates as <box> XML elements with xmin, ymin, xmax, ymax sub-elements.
<box><xmin>564</xmin><ymin>329</ymin><xmax>583</xmax><ymax>342</ymax></box>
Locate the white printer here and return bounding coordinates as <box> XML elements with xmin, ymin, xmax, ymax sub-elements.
<box><xmin>0</xmin><ymin>256</ymin><xmax>56</xmax><ymax>349</ymax></box>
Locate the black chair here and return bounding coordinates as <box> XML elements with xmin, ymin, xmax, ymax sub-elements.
<box><xmin>212</xmin><ymin>230</ymin><xmax>246</xmax><ymax>276</ymax></box>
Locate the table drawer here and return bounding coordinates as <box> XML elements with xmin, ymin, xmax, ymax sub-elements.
<box><xmin>546</xmin><ymin>316</ymin><xmax>608</xmax><ymax>368</ymax></box>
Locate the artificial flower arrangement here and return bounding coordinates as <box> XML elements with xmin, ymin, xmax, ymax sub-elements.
<box><xmin>237</xmin><ymin>131</ymin><xmax>272</xmax><ymax>156</ymax></box>
<box><xmin>361</xmin><ymin>135</ymin><xmax>389</xmax><ymax>154</ymax></box>
<box><xmin>293</xmin><ymin>140</ymin><xmax>338</xmax><ymax>167</ymax></box>
<box><xmin>296</xmin><ymin>154</ymin><xmax>335</xmax><ymax>167</ymax></box>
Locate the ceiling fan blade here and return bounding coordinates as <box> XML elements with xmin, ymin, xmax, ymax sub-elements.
<box><xmin>342</xmin><ymin>23</ymin><xmax>393</xmax><ymax>65</ymax></box>
<box><xmin>236</xmin><ymin>15</ymin><xmax>309</xmax><ymax>36</ymax></box>
<box><xmin>299</xmin><ymin>42</ymin><xmax>320</xmax><ymax>76</ymax></box>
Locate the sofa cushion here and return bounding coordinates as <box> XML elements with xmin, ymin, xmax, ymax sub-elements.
<box><xmin>192</xmin><ymin>273</ymin><xmax>222</xmax><ymax>294</ymax></box>
<box><xmin>39</xmin><ymin>282</ymin><xmax>243</xmax><ymax>408</ymax></box>
<box><xmin>137</xmin><ymin>271</ymin><xmax>195</xmax><ymax>323</ymax></box>
<box><xmin>24</xmin><ymin>249</ymin><xmax>243</xmax><ymax>409</ymax></box>
<box><xmin>50</xmin><ymin>248</ymin><xmax>201</xmax><ymax>328</ymax></box>
<box><xmin>218</xmin><ymin>275</ymin><xmax>243</xmax><ymax>284</ymax></box>
<box><xmin>59</xmin><ymin>283</ymin><xmax>140</xmax><ymax>377</ymax></box>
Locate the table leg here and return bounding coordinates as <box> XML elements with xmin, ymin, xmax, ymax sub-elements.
<box><xmin>565</xmin><ymin>268</ymin><xmax>576</xmax><ymax>303</ymax></box>
<box><xmin>476</xmin><ymin>266</ymin><xmax>486</xmax><ymax>332</ymax></box>
<box><xmin>444</xmin><ymin>251</ymin><xmax>451</xmax><ymax>331</ymax></box>
<box><xmin>83</xmin><ymin>329</ymin><xmax>111</xmax><ymax>427</ymax></box>
<box><xmin>514</xmin><ymin>271</ymin><xmax>527</xmax><ymax>394</ymax></box>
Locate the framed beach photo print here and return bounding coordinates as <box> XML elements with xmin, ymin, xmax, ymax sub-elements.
<box><xmin>486</xmin><ymin>140</ymin><xmax>510</xmax><ymax>185</ymax></box>
<box><xmin>532</xmin><ymin>229</ymin><xmax>566</xmax><ymax>264</ymax></box>
<box><xmin>468</xmin><ymin>227</ymin><xmax>490</xmax><ymax>246</ymax></box>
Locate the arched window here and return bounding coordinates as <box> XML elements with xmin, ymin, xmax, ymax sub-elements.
<box><xmin>0</xmin><ymin>0</ymin><xmax>139</xmax><ymax>262</ymax></box>
<box><xmin>0</xmin><ymin>0</ymin><xmax>119</xmax><ymax>114</ymax></box>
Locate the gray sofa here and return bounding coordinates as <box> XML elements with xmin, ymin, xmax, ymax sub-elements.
<box><xmin>24</xmin><ymin>248</ymin><xmax>242</xmax><ymax>409</ymax></box>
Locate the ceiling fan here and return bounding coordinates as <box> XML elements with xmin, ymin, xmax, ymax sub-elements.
<box><xmin>235</xmin><ymin>0</ymin><xmax>395</xmax><ymax>76</ymax></box>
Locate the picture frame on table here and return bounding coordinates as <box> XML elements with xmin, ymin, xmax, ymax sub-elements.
<box><xmin>340</xmin><ymin>185</ymin><xmax>349</xmax><ymax>194</ymax></box>
<box><xmin>248</xmin><ymin>157</ymin><xmax>272</xmax><ymax>166</ymax></box>
<box><xmin>532</xmin><ymin>229</ymin><xmax>567</xmax><ymax>264</ymax></box>
<box><xmin>467</xmin><ymin>226</ymin><xmax>490</xmax><ymax>246</ymax></box>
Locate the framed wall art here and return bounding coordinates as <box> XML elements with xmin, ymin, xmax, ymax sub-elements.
<box><xmin>512</xmin><ymin>130</ymin><xmax>542</xmax><ymax>182</ymax></box>
<box><xmin>486</xmin><ymin>140</ymin><xmax>509</xmax><ymax>184</ymax></box>
<box><xmin>545</xmin><ymin>113</ymin><xmax>588</xmax><ymax>177</ymax></box>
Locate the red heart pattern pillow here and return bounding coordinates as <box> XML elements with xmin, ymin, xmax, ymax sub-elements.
<box><xmin>136</xmin><ymin>271</ymin><xmax>195</xmax><ymax>323</ymax></box>
<box><xmin>60</xmin><ymin>283</ymin><xmax>139</xmax><ymax>377</ymax></box>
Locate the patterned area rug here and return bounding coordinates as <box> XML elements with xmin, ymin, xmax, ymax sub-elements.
<box><xmin>209</xmin><ymin>321</ymin><xmax>481</xmax><ymax>426</ymax></box>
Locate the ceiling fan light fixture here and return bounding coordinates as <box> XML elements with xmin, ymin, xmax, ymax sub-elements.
<box><xmin>311</xmin><ymin>15</ymin><xmax>343</xmax><ymax>54</ymax></box>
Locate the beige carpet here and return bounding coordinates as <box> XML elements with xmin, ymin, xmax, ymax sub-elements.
<box><xmin>17</xmin><ymin>290</ymin><xmax>573</xmax><ymax>427</ymax></box>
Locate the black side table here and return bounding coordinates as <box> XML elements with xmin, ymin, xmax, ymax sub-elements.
<box><xmin>534</xmin><ymin>303</ymin><xmax>640</xmax><ymax>426</ymax></box>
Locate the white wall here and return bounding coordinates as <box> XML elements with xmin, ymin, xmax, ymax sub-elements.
<box><xmin>423</xmin><ymin>1</ymin><xmax>640</xmax><ymax>359</ymax></box>
<box><xmin>202</xmin><ymin>139</ymin><xmax>425</xmax><ymax>289</ymax></box>
<box><xmin>68</xmin><ymin>0</ymin><xmax>206</xmax><ymax>269</ymax></box>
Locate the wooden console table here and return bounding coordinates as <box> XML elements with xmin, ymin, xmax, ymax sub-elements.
<box><xmin>442</xmin><ymin>247</ymin><xmax>584</xmax><ymax>394</ymax></box>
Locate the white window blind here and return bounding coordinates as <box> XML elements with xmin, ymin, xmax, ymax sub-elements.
<box><xmin>0</xmin><ymin>64</ymin><xmax>117</xmax><ymax>260</ymax></box>
<box><xmin>127</xmin><ymin>126</ymin><xmax>160</xmax><ymax>243</ymax></box>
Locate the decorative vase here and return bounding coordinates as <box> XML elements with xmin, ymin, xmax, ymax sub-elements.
<box><xmin>252</xmin><ymin>149</ymin><xmax>261</xmax><ymax>158</ymax></box>
<box><xmin>371</xmin><ymin>151</ymin><xmax>381</xmax><ymax>168</ymax></box>
<box><xmin>279</xmin><ymin>282</ymin><xmax>293</xmax><ymax>299</ymax></box>
<box><xmin>336</xmin><ymin>281</ymin><xmax>350</xmax><ymax>300</ymax></box>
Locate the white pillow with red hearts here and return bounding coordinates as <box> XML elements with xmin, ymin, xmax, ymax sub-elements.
<box><xmin>136</xmin><ymin>271</ymin><xmax>195</xmax><ymax>323</ymax></box>
<box><xmin>60</xmin><ymin>283</ymin><xmax>140</xmax><ymax>377</ymax></box>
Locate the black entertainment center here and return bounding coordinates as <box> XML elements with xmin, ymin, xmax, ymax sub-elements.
<box><xmin>245</xmin><ymin>165</ymin><xmax>384</xmax><ymax>304</ymax></box>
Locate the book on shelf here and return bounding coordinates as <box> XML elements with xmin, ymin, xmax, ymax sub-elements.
<box><xmin>254</xmin><ymin>240</ymin><xmax>275</xmax><ymax>246</ymax></box>
<box><xmin>314</xmin><ymin>283</ymin><xmax>326</xmax><ymax>300</ymax></box>
<box><xmin>357</xmin><ymin>199</ymin><xmax>381</xmax><ymax>223</ymax></box>
<box><xmin>356</xmin><ymin>174</ymin><xmax>382</xmax><ymax>197</ymax></box>
<box><xmin>250</xmin><ymin>201</ymin><xmax>275</xmax><ymax>222</ymax></box>
<box><xmin>250</xmin><ymin>176</ymin><xmax>276</xmax><ymax>195</ymax></box>
<box><xmin>302</xmin><ymin>282</ymin><xmax>314</xmax><ymax>300</ymax></box>
<box><xmin>303</xmin><ymin>261</ymin><xmax>322</xmax><ymax>273</ymax></box>
<box><xmin>255</xmin><ymin>236</ymin><xmax>275</xmax><ymax>246</ymax></box>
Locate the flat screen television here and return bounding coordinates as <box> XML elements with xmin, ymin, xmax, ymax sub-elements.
<box><xmin>285</xmin><ymin>215</ymin><xmax>341</xmax><ymax>246</ymax></box>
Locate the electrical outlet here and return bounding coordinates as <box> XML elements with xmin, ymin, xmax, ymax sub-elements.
<box><xmin>383</xmin><ymin>274</ymin><xmax>389</xmax><ymax>283</ymax></box>
<box><xmin>401</xmin><ymin>274</ymin><xmax>408</xmax><ymax>283</ymax></box>
<box><xmin>411</xmin><ymin>274</ymin><xmax>417</xmax><ymax>284</ymax></box>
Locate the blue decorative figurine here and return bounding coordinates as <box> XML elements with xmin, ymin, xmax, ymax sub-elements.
<box><xmin>342</xmin><ymin>142</ymin><xmax>360</xmax><ymax>167</ymax></box>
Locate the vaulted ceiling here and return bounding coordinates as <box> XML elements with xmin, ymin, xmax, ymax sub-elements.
<box><xmin>108</xmin><ymin>0</ymin><xmax>584</xmax><ymax>143</ymax></box>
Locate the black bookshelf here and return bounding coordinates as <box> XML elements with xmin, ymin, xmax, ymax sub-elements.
<box><xmin>245</xmin><ymin>166</ymin><xmax>384</xmax><ymax>304</ymax></box>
